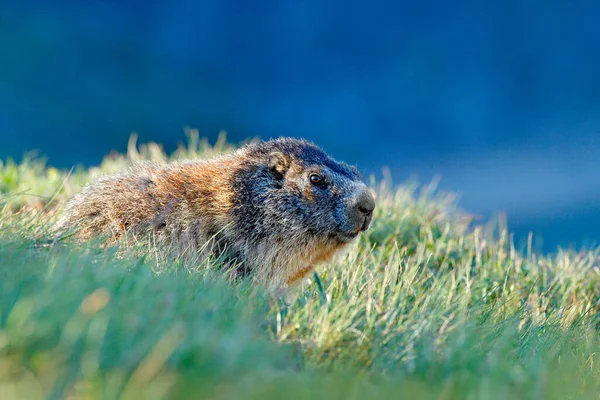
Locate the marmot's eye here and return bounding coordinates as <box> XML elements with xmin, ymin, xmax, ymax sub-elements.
<box><xmin>309</xmin><ymin>173</ymin><xmax>325</xmax><ymax>187</ymax></box>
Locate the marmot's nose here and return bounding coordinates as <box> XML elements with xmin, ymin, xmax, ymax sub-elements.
<box><xmin>356</xmin><ymin>188</ymin><xmax>375</xmax><ymax>216</ymax></box>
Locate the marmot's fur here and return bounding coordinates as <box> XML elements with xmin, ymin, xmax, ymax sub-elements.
<box><xmin>56</xmin><ymin>138</ymin><xmax>375</xmax><ymax>289</ymax></box>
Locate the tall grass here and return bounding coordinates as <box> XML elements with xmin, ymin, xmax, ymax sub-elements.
<box><xmin>1</xmin><ymin>132</ymin><xmax>599</xmax><ymax>399</ymax></box>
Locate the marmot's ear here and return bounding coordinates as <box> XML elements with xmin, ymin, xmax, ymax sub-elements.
<box><xmin>268</xmin><ymin>152</ymin><xmax>289</xmax><ymax>175</ymax></box>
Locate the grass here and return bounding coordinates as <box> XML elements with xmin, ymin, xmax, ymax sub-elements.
<box><xmin>1</xmin><ymin>130</ymin><xmax>599</xmax><ymax>399</ymax></box>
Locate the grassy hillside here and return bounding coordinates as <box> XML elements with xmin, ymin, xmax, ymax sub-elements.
<box><xmin>1</xmin><ymin>132</ymin><xmax>599</xmax><ymax>399</ymax></box>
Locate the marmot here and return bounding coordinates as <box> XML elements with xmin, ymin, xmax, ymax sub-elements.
<box><xmin>56</xmin><ymin>137</ymin><xmax>375</xmax><ymax>289</ymax></box>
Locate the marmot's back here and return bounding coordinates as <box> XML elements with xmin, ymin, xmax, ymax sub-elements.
<box><xmin>57</xmin><ymin>138</ymin><xmax>375</xmax><ymax>289</ymax></box>
<box><xmin>58</xmin><ymin>164</ymin><xmax>160</xmax><ymax>241</ymax></box>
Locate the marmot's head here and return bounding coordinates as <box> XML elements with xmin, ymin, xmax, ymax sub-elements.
<box><xmin>230</xmin><ymin>138</ymin><xmax>375</xmax><ymax>246</ymax></box>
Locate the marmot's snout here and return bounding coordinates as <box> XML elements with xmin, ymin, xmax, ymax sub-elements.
<box><xmin>337</xmin><ymin>185</ymin><xmax>375</xmax><ymax>242</ymax></box>
<box><xmin>353</xmin><ymin>187</ymin><xmax>375</xmax><ymax>231</ymax></box>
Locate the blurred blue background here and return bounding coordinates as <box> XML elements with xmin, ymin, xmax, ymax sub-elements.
<box><xmin>1</xmin><ymin>1</ymin><xmax>599</xmax><ymax>251</ymax></box>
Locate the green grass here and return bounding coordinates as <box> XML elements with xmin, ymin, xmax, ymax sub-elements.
<box><xmin>1</xmin><ymin>131</ymin><xmax>599</xmax><ymax>399</ymax></box>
